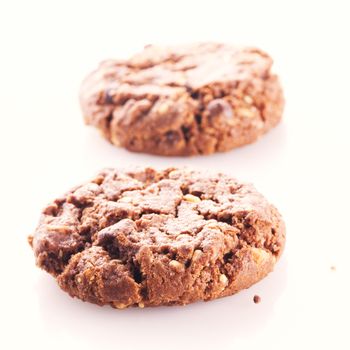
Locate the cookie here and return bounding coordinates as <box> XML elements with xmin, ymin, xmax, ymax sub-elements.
<box><xmin>29</xmin><ymin>167</ymin><xmax>285</xmax><ymax>308</ymax></box>
<box><xmin>80</xmin><ymin>43</ymin><xmax>284</xmax><ymax>156</ymax></box>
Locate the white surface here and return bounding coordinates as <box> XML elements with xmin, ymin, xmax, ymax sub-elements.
<box><xmin>1</xmin><ymin>1</ymin><xmax>349</xmax><ymax>349</ymax></box>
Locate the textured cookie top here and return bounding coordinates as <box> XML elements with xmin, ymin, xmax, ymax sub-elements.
<box><xmin>81</xmin><ymin>43</ymin><xmax>273</xmax><ymax>100</ymax></box>
<box><xmin>31</xmin><ymin>168</ymin><xmax>285</xmax><ymax>307</ymax></box>
<box><xmin>80</xmin><ymin>43</ymin><xmax>283</xmax><ymax>156</ymax></box>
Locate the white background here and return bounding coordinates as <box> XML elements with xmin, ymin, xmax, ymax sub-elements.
<box><xmin>0</xmin><ymin>1</ymin><xmax>349</xmax><ymax>349</ymax></box>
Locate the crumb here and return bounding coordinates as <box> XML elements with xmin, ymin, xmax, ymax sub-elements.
<box><xmin>253</xmin><ymin>295</ymin><xmax>261</xmax><ymax>304</ymax></box>
<box><xmin>330</xmin><ymin>266</ymin><xmax>336</xmax><ymax>271</ymax></box>
<box><xmin>27</xmin><ymin>235</ymin><xmax>33</xmax><ymax>247</ymax></box>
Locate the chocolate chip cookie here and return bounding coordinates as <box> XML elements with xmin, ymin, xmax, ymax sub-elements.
<box><xmin>29</xmin><ymin>167</ymin><xmax>285</xmax><ymax>308</ymax></box>
<box><xmin>80</xmin><ymin>43</ymin><xmax>284</xmax><ymax>156</ymax></box>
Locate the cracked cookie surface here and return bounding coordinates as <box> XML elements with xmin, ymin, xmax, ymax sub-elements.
<box><xmin>80</xmin><ymin>43</ymin><xmax>284</xmax><ymax>156</ymax></box>
<box><xmin>29</xmin><ymin>167</ymin><xmax>285</xmax><ymax>308</ymax></box>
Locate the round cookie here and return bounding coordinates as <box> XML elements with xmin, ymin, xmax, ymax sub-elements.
<box><xmin>29</xmin><ymin>167</ymin><xmax>285</xmax><ymax>308</ymax></box>
<box><xmin>80</xmin><ymin>43</ymin><xmax>284</xmax><ymax>156</ymax></box>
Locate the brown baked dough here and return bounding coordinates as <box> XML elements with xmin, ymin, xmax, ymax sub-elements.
<box><xmin>80</xmin><ymin>43</ymin><xmax>284</xmax><ymax>156</ymax></box>
<box><xmin>29</xmin><ymin>167</ymin><xmax>285</xmax><ymax>308</ymax></box>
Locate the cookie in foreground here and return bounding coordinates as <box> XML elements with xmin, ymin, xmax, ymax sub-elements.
<box><xmin>80</xmin><ymin>43</ymin><xmax>284</xmax><ymax>156</ymax></box>
<box><xmin>29</xmin><ymin>167</ymin><xmax>285</xmax><ymax>308</ymax></box>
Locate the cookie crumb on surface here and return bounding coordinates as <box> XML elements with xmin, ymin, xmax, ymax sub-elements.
<box><xmin>27</xmin><ymin>235</ymin><xmax>33</xmax><ymax>247</ymax></box>
<box><xmin>253</xmin><ymin>295</ymin><xmax>261</xmax><ymax>304</ymax></box>
<box><xmin>330</xmin><ymin>266</ymin><xmax>336</xmax><ymax>271</ymax></box>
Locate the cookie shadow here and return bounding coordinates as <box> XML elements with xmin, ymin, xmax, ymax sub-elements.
<box><xmin>35</xmin><ymin>255</ymin><xmax>288</xmax><ymax>349</ymax></box>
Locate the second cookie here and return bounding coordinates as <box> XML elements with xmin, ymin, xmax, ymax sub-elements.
<box><xmin>81</xmin><ymin>43</ymin><xmax>284</xmax><ymax>156</ymax></box>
